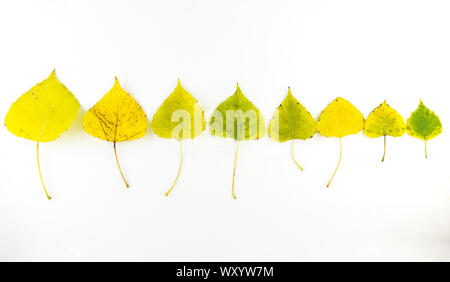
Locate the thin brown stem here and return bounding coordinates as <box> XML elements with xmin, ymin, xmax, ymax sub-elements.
<box><xmin>232</xmin><ymin>141</ymin><xmax>240</xmax><ymax>199</ymax></box>
<box><xmin>290</xmin><ymin>139</ymin><xmax>303</xmax><ymax>171</ymax></box>
<box><xmin>381</xmin><ymin>135</ymin><xmax>386</xmax><ymax>162</ymax></box>
<box><xmin>327</xmin><ymin>138</ymin><xmax>342</xmax><ymax>188</ymax></box>
<box><xmin>165</xmin><ymin>142</ymin><xmax>183</xmax><ymax>196</ymax></box>
<box><xmin>114</xmin><ymin>142</ymin><xmax>129</xmax><ymax>188</ymax></box>
<box><xmin>37</xmin><ymin>142</ymin><xmax>51</xmax><ymax>200</ymax></box>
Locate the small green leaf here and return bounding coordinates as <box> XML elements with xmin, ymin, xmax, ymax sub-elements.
<box><xmin>269</xmin><ymin>87</ymin><xmax>316</xmax><ymax>171</ymax></box>
<box><xmin>209</xmin><ymin>83</ymin><xmax>266</xmax><ymax>199</ymax></box>
<box><xmin>210</xmin><ymin>83</ymin><xmax>266</xmax><ymax>141</ymax></box>
<box><xmin>406</xmin><ymin>100</ymin><xmax>442</xmax><ymax>158</ymax></box>
<box><xmin>269</xmin><ymin>87</ymin><xmax>316</xmax><ymax>142</ymax></box>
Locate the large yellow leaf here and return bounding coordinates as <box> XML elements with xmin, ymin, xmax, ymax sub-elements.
<box><xmin>317</xmin><ymin>97</ymin><xmax>363</xmax><ymax>187</ymax></box>
<box><xmin>5</xmin><ymin>70</ymin><xmax>80</xmax><ymax>142</ymax></box>
<box><xmin>83</xmin><ymin>77</ymin><xmax>148</xmax><ymax>188</ymax></box>
<box><xmin>4</xmin><ymin>70</ymin><xmax>80</xmax><ymax>200</ymax></box>
<box><xmin>151</xmin><ymin>79</ymin><xmax>206</xmax><ymax>196</ymax></box>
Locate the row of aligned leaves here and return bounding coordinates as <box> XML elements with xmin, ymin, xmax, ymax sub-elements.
<box><xmin>4</xmin><ymin>71</ymin><xmax>442</xmax><ymax>200</ymax></box>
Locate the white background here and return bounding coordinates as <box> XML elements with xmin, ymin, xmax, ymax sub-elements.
<box><xmin>0</xmin><ymin>0</ymin><xmax>449</xmax><ymax>261</ymax></box>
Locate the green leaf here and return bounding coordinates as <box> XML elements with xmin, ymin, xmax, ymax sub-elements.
<box><xmin>364</xmin><ymin>101</ymin><xmax>405</xmax><ymax>162</ymax></box>
<box><xmin>269</xmin><ymin>87</ymin><xmax>316</xmax><ymax>171</ymax></box>
<box><xmin>151</xmin><ymin>79</ymin><xmax>206</xmax><ymax>196</ymax></box>
<box><xmin>209</xmin><ymin>83</ymin><xmax>266</xmax><ymax>141</ymax></box>
<box><xmin>406</xmin><ymin>100</ymin><xmax>442</xmax><ymax>158</ymax></box>
<box><xmin>209</xmin><ymin>83</ymin><xmax>266</xmax><ymax>199</ymax></box>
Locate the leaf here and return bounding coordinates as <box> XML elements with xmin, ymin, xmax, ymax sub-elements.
<box><xmin>151</xmin><ymin>79</ymin><xmax>206</xmax><ymax>140</ymax></box>
<box><xmin>4</xmin><ymin>70</ymin><xmax>80</xmax><ymax>200</ymax></box>
<box><xmin>210</xmin><ymin>83</ymin><xmax>266</xmax><ymax>141</ymax></box>
<box><xmin>82</xmin><ymin>77</ymin><xmax>148</xmax><ymax>188</ymax></box>
<box><xmin>151</xmin><ymin>79</ymin><xmax>206</xmax><ymax>196</ymax></box>
<box><xmin>364</xmin><ymin>101</ymin><xmax>405</xmax><ymax>162</ymax></box>
<box><xmin>269</xmin><ymin>87</ymin><xmax>316</xmax><ymax>171</ymax></box>
<box><xmin>406</xmin><ymin>100</ymin><xmax>442</xmax><ymax>158</ymax></box>
<box><xmin>209</xmin><ymin>83</ymin><xmax>266</xmax><ymax>199</ymax></box>
<box><xmin>317</xmin><ymin>97</ymin><xmax>363</xmax><ymax>187</ymax></box>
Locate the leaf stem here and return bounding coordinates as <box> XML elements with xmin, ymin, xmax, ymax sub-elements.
<box><xmin>37</xmin><ymin>142</ymin><xmax>51</xmax><ymax>200</ymax></box>
<box><xmin>232</xmin><ymin>141</ymin><xmax>240</xmax><ymax>199</ymax></box>
<box><xmin>425</xmin><ymin>140</ymin><xmax>428</xmax><ymax>159</ymax></box>
<box><xmin>114</xmin><ymin>142</ymin><xmax>129</xmax><ymax>188</ymax></box>
<box><xmin>327</xmin><ymin>138</ymin><xmax>342</xmax><ymax>188</ymax></box>
<box><xmin>165</xmin><ymin>142</ymin><xmax>183</xmax><ymax>196</ymax></box>
<box><xmin>290</xmin><ymin>139</ymin><xmax>303</xmax><ymax>171</ymax></box>
<box><xmin>381</xmin><ymin>135</ymin><xmax>386</xmax><ymax>162</ymax></box>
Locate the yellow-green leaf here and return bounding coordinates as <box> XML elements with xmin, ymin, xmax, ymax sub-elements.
<box><xmin>83</xmin><ymin>77</ymin><xmax>148</xmax><ymax>188</ymax></box>
<box><xmin>151</xmin><ymin>80</ymin><xmax>206</xmax><ymax>196</ymax></box>
<box><xmin>364</xmin><ymin>101</ymin><xmax>405</xmax><ymax>162</ymax></box>
<box><xmin>151</xmin><ymin>79</ymin><xmax>206</xmax><ymax>140</ymax></box>
<box><xmin>406</xmin><ymin>100</ymin><xmax>442</xmax><ymax>158</ymax></box>
<box><xmin>317</xmin><ymin>97</ymin><xmax>363</xmax><ymax>187</ymax></box>
<box><xmin>269</xmin><ymin>87</ymin><xmax>316</xmax><ymax>171</ymax></box>
<box><xmin>209</xmin><ymin>83</ymin><xmax>266</xmax><ymax>199</ymax></box>
<box><xmin>4</xmin><ymin>70</ymin><xmax>80</xmax><ymax>200</ymax></box>
<box><xmin>210</xmin><ymin>83</ymin><xmax>266</xmax><ymax>141</ymax></box>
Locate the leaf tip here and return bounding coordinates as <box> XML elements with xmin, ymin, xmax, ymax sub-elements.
<box><xmin>287</xmin><ymin>86</ymin><xmax>292</xmax><ymax>96</ymax></box>
<box><xmin>113</xmin><ymin>77</ymin><xmax>123</xmax><ymax>89</ymax></box>
<box><xmin>48</xmin><ymin>69</ymin><xmax>57</xmax><ymax>79</ymax></box>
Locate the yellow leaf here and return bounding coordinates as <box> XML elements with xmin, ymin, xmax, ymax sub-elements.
<box><xmin>82</xmin><ymin>77</ymin><xmax>148</xmax><ymax>188</ymax></box>
<box><xmin>5</xmin><ymin>70</ymin><xmax>80</xmax><ymax>142</ymax></box>
<box><xmin>317</xmin><ymin>97</ymin><xmax>363</xmax><ymax>187</ymax></box>
<box><xmin>364</xmin><ymin>101</ymin><xmax>405</xmax><ymax>161</ymax></box>
<box><xmin>4</xmin><ymin>70</ymin><xmax>80</xmax><ymax>200</ymax></box>
<box><xmin>317</xmin><ymin>97</ymin><xmax>364</xmax><ymax>138</ymax></box>
<box><xmin>151</xmin><ymin>79</ymin><xmax>206</xmax><ymax>196</ymax></box>
<box><xmin>151</xmin><ymin>79</ymin><xmax>205</xmax><ymax>140</ymax></box>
